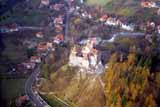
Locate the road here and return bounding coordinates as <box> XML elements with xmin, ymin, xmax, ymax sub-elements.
<box><xmin>103</xmin><ymin>32</ymin><xmax>145</xmax><ymax>43</ymax></box>
<box><xmin>25</xmin><ymin>64</ymin><xmax>50</xmax><ymax>107</ymax></box>
<box><xmin>25</xmin><ymin>1</ymin><xmax>70</xmax><ymax>107</ymax></box>
<box><xmin>18</xmin><ymin>26</ymin><xmax>44</xmax><ymax>30</ymax></box>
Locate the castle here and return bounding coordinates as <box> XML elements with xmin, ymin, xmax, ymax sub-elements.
<box><xmin>69</xmin><ymin>39</ymin><xmax>104</xmax><ymax>74</ymax></box>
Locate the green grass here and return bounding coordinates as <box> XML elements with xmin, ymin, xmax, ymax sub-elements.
<box><xmin>1</xmin><ymin>78</ymin><xmax>26</xmax><ymax>100</ymax></box>
<box><xmin>117</xmin><ymin>7</ymin><xmax>135</xmax><ymax>17</ymax></box>
<box><xmin>41</xmin><ymin>94</ymin><xmax>65</xmax><ymax>107</ymax></box>
<box><xmin>86</xmin><ymin>0</ymin><xmax>111</xmax><ymax>6</ymax></box>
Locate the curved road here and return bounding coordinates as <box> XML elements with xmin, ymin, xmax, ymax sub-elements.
<box><xmin>25</xmin><ymin>1</ymin><xmax>70</xmax><ymax>107</ymax></box>
<box><xmin>25</xmin><ymin>64</ymin><xmax>50</xmax><ymax>107</ymax></box>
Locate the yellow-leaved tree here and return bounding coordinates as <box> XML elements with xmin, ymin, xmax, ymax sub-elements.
<box><xmin>105</xmin><ymin>53</ymin><xmax>159</xmax><ymax>107</ymax></box>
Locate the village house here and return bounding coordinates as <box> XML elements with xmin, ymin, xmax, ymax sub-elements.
<box><xmin>37</xmin><ymin>42</ymin><xmax>48</xmax><ymax>52</ymax></box>
<box><xmin>50</xmin><ymin>3</ymin><xmax>64</xmax><ymax>11</ymax></box>
<box><xmin>37</xmin><ymin>42</ymin><xmax>53</xmax><ymax>52</ymax></box>
<box><xmin>15</xmin><ymin>95</ymin><xmax>29</xmax><ymax>107</ymax></box>
<box><xmin>30</xmin><ymin>56</ymin><xmax>41</xmax><ymax>63</ymax></box>
<box><xmin>147</xmin><ymin>21</ymin><xmax>155</xmax><ymax>28</ymax></box>
<box><xmin>22</xmin><ymin>62</ymin><xmax>36</xmax><ymax>70</ymax></box>
<box><xmin>105</xmin><ymin>17</ymin><xmax>120</xmax><ymax>27</ymax></box>
<box><xmin>36</xmin><ymin>32</ymin><xmax>44</xmax><ymax>38</ymax></box>
<box><xmin>53</xmin><ymin>34</ymin><xmax>64</xmax><ymax>44</ymax></box>
<box><xmin>121</xmin><ymin>23</ymin><xmax>135</xmax><ymax>31</ymax></box>
<box><xmin>55</xmin><ymin>24</ymin><xmax>63</xmax><ymax>33</ymax></box>
<box><xmin>46</xmin><ymin>42</ymin><xmax>54</xmax><ymax>51</ymax></box>
<box><xmin>54</xmin><ymin>16</ymin><xmax>64</xmax><ymax>25</ymax></box>
<box><xmin>141</xmin><ymin>1</ymin><xmax>156</xmax><ymax>8</ymax></box>
<box><xmin>8</xmin><ymin>23</ymin><xmax>18</xmax><ymax>32</ymax></box>
<box><xmin>99</xmin><ymin>15</ymin><xmax>108</xmax><ymax>22</ymax></box>
<box><xmin>41</xmin><ymin>0</ymin><xmax>49</xmax><ymax>6</ymax></box>
<box><xmin>81</xmin><ymin>11</ymin><xmax>92</xmax><ymax>19</ymax></box>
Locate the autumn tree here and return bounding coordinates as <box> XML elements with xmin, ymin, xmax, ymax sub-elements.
<box><xmin>105</xmin><ymin>53</ymin><xmax>159</xmax><ymax>107</ymax></box>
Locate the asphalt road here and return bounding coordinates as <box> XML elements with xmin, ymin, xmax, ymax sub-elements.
<box><xmin>25</xmin><ymin>63</ymin><xmax>50</xmax><ymax>107</ymax></box>
<box><xmin>25</xmin><ymin>1</ymin><xmax>70</xmax><ymax>107</ymax></box>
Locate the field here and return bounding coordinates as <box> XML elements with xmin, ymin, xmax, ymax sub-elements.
<box><xmin>0</xmin><ymin>78</ymin><xmax>26</xmax><ymax>106</ymax></box>
<box><xmin>39</xmin><ymin>64</ymin><xmax>106</xmax><ymax>107</ymax></box>
<box><xmin>85</xmin><ymin>0</ymin><xmax>138</xmax><ymax>17</ymax></box>
<box><xmin>1</xmin><ymin>79</ymin><xmax>26</xmax><ymax>99</ymax></box>
<box><xmin>86</xmin><ymin>0</ymin><xmax>111</xmax><ymax>6</ymax></box>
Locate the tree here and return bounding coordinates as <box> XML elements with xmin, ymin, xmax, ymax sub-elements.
<box><xmin>42</xmin><ymin>64</ymin><xmax>49</xmax><ymax>79</ymax></box>
<box><xmin>105</xmin><ymin>53</ymin><xmax>159</xmax><ymax>107</ymax></box>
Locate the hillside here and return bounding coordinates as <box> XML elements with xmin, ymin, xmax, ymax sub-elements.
<box><xmin>86</xmin><ymin>0</ymin><xmax>160</xmax><ymax>17</ymax></box>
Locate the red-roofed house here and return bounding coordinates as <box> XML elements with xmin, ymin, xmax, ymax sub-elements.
<box><xmin>30</xmin><ymin>56</ymin><xmax>41</xmax><ymax>63</ymax></box>
<box><xmin>141</xmin><ymin>1</ymin><xmax>156</xmax><ymax>8</ymax></box>
<box><xmin>99</xmin><ymin>15</ymin><xmax>108</xmax><ymax>22</ymax></box>
<box><xmin>53</xmin><ymin>34</ymin><xmax>64</xmax><ymax>44</ymax></box>
<box><xmin>36</xmin><ymin>32</ymin><xmax>44</xmax><ymax>38</ymax></box>
<box><xmin>54</xmin><ymin>16</ymin><xmax>63</xmax><ymax>25</ymax></box>
<box><xmin>37</xmin><ymin>42</ymin><xmax>48</xmax><ymax>52</ymax></box>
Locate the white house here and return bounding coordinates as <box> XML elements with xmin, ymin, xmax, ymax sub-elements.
<box><xmin>121</xmin><ymin>23</ymin><xmax>134</xmax><ymax>31</ymax></box>
<box><xmin>105</xmin><ymin>18</ymin><xmax>119</xmax><ymax>26</ymax></box>
<box><xmin>30</xmin><ymin>56</ymin><xmax>41</xmax><ymax>63</ymax></box>
<box><xmin>41</xmin><ymin>0</ymin><xmax>49</xmax><ymax>6</ymax></box>
<box><xmin>36</xmin><ymin>32</ymin><xmax>44</xmax><ymax>38</ymax></box>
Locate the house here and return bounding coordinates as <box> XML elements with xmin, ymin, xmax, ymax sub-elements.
<box><xmin>30</xmin><ymin>56</ymin><xmax>41</xmax><ymax>63</ymax></box>
<box><xmin>105</xmin><ymin>17</ymin><xmax>119</xmax><ymax>26</ymax></box>
<box><xmin>37</xmin><ymin>42</ymin><xmax>48</xmax><ymax>51</ymax></box>
<box><xmin>147</xmin><ymin>21</ymin><xmax>155</xmax><ymax>28</ymax></box>
<box><xmin>41</xmin><ymin>0</ymin><xmax>49</xmax><ymax>6</ymax></box>
<box><xmin>121</xmin><ymin>23</ymin><xmax>134</xmax><ymax>31</ymax></box>
<box><xmin>8</xmin><ymin>23</ymin><xmax>18</xmax><ymax>32</ymax></box>
<box><xmin>54</xmin><ymin>16</ymin><xmax>63</xmax><ymax>25</ymax></box>
<box><xmin>47</xmin><ymin>42</ymin><xmax>53</xmax><ymax>48</ymax></box>
<box><xmin>46</xmin><ymin>42</ymin><xmax>54</xmax><ymax>51</ymax></box>
<box><xmin>50</xmin><ymin>3</ymin><xmax>64</xmax><ymax>11</ymax></box>
<box><xmin>55</xmin><ymin>24</ymin><xmax>63</xmax><ymax>32</ymax></box>
<box><xmin>16</xmin><ymin>95</ymin><xmax>29</xmax><ymax>107</ymax></box>
<box><xmin>53</xmin><ymin>34</ymin><xmax>64</xmax><ymax>44</ymax></box>
<box><xmin>99</xmin><ymin>15</ymin><xmax>108</xmax><ymax>22</ymax></box>
<box><xmin>22</xmin><ymin>62</ymin><xmax>36</xmax><ymax>70</ymax></box>
<box><xmin>141</xmin><ymin>1</ymin><xmax>156</xmax><ymax>8</ymax></box>
<box><xmin>81</xmin><ymin>11</ymin><xmax>92</xmax><ymax>19</ymax></box>
<box><xmin>36</xmin><ymin>32</ymin><xmax>44</xmax><ymax>38</ymax></box>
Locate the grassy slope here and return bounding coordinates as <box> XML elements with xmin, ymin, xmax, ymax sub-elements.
<box><xmin>86</xmin><ymin>0</ymin><xmax>112</xmax><ymax>6</ymax></box>
<box><xmin>86</xmin><ymin>0</ymin><xmax>139</xmax><ymax>17</ymax></box>
<box><xmin>39</xmin><ymin>65</ymin><xmax>106</xmax><ymax>107</ymax></box>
